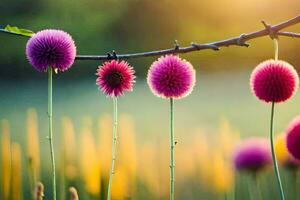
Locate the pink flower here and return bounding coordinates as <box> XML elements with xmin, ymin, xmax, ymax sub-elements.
<box><xmin>286</xmin><ymin>116</ymin><xmax>300</xmax><ymax>161</ymax></box>
<box><xmin>147</xmin><ymin>55</ymin><xmax>196</xmax><ymax>99</ymax></box>
<box><xmin>96</xmin><ymin>60</ymin><xmax>135</xmax><ymax>98</ymax></box>
<box><xmin>250</xmin><ymin>59</ymin><xmax>298</xmax><ymax>103</ymax></box>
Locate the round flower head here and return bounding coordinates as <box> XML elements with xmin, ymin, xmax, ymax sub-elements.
<box><xmin>147</xmin><ymin>55</ymin><xmax>196</xmax><ymax>99</ymax></box>
<box><xmin>96</xmin><ymin>60</ymin><xmax>135</xmax><ymax>98</ymax></box>
<box><xmin>26</xmin><ymin>29</ymin><xmax>76</xmax><ymax>72</ymax></box>
<box><xmin>286</xmin><ymin>116</ymin><xmax>300</xmax><ymax>161</ymax></box>
<box><xmin>275</xmin><ymin>134</ymin><xmax>300</xmax><ymax>168</ymax></box>
<box><xmin>233</xmin><ymin>138</ymin><xmax>272</xmax><ymax>172</ymax></box>
<box><xmin>250</xmin><ymin>59</ymin><xmax>299</xmax><ymax>103</ymax></box>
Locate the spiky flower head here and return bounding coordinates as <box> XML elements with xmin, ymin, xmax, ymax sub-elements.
<box><xmin>286</xmin><ymin>116</ymin><xmax>300</xmax><ymax>161</ymax></box>
<box><xmin>147</xmin><ymin>55</ymin><xmax>196</xmax><ymax>99</ymax></box>
<box><xmin>233</xmin><ymin>138</ymin><xmax>272</xmax><ymax>172</ymax></box>
<box><xmin>26</xmin><ymin>29</ymin><xmax>76</xmax><ymax>72</ymax></box>
<box><xmin>250</xmin><ymin>59</ymin><xmax>299</xmax><ymax>103</ymax></box>
<box><xmin>96</xmin><ymin>60</ymin><xmax>135</xmax><ymax>98</ymax></box>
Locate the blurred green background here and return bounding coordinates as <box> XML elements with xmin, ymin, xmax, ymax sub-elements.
<box><xmin>1</xmin><ymin>0</ymin><xmax>300</xmax><ymax>200</ymax></box>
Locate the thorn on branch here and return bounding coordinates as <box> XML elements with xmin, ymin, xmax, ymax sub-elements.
<box><xmin>237</xmin><ymin>34</ymin><xmax>250</xmax><ymax>47</ymax></box>
<box><xmin>107</xmin><ymin>52</ymin><xmax>112</xmax><ymax>59</ymax></box>
<box><xmin>174</xmin><ymin>40</ymin><xmax>180</xmax><ymax>50</ymax></box>
<box><xmin>261</xmin><ymin>20</ymin><xmax>277</xmax><ymax>39</ymax></box>
<box><xmin>191</xmin><ymin>42</ymin><xmax>219</xmax><ymax>51</ymax></box>
<box><xmin>112</xmin><ymin>50</ymin><xmax>118</xmax><ymax>59</ymax></box>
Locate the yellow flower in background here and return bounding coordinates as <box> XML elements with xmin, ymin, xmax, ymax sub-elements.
<box><xmin>274</xmin><ymin>134</ymin><xmax>299</xmax><ymax>166</ymax></box>
<box><xmin>194</xmin><ymin>126</ymin><xmax>236</xmax><ymax>193</ymax></box>
<box><xmin>61</xmin><ymin>117</ymin><xmax>77</xmax><ymax>180</ymax></box>
<box><xmin>177</xmin><ymin>142</ymin><xmax>197</xmax><ymax>179</ymax></box>
<box><xmin>275</xmin><ymin>134</ymin><xmax>289</xmax><ymax>162</ymax></box>
<box><xmin>211</xmin><ymin>152</ymin><xmax>234</xmax><ymax>194</ymax></box>
<box><xmin>98</xmin><ymin>114</ymin><xmax>112</xmax><ymax>177</ymax></box>
<box><xmin>79</xmin><ymin>118</ymin><xmax>101</xmax><ymax>196</ymax></box>
<box><xmin>26</xmin><ymin>108</ymin><xmax>40</xmax><ymax>182</ymax></box>
<box><xmin>111</xmin><ymin>167</ymin><xmax>129</xmax><ymax>200</ymax></box>
<box><xmin>1</xmin><ymin>120</ymin><xmax>11</xmax><ymax>200</ymax></box>
<box><xmin>193</xmin><ymin>129</ymin><xmax>211</xmax><ymax>186</ymax></box>
<box><xmin>157</xmin><ymin>139</ymin><xmax>170</xmax><ymax>199</ymax></box>
<box><xmin>11</xmin><ymin>143</ymin><xmax>23</xmax><ymax>200</ymax></box>
<box><xmin>118</xmin><ymin>114</ymin><xmax>137</xmax><ymax>195</ymax></box>
<box><xmin>138</xmin><ymin>143</ymin><xmax>160</xmax><ymax>197</ymax></box>
<box><xmin>218</xmin><ymin>118</ymin><xmax>240</xmax><ymax>157</ymax></box>
<box><xmin>139</xmin><ymin>139</ymin><xmax>169</xmax><ymax>198</ymax></box>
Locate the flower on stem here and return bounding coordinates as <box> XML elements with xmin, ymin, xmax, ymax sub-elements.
<box><xmin>26</xmin><ymin>29</ymin><xmax>76</xmax><ymax>72</ymax></box>
<box><xmin>96</xmin><ymin>60</ymin><xmax>135</xmax><ymax>98</ymax></box>
<box><xmin>250</xmin><ymin>59</ymin><xmax>298</xmax><ymax>103</ymax></box>
<box><xmin>233</xmin><ymin>138</ymin><xmax>272</xmax><ymax>172</ymax></box>
<box><xmin>147</xmin><ymin>55</ymin><xmax>196</xmax><ymax>99</ymax></box>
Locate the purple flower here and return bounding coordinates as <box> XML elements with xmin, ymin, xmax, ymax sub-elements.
<box><xmin>147</xmin><ymin>55</ymin><xmax>196</xmax><ymax>99</ymax></box>
<box><xmin>233</xmin><ymin>138</ymin><xmax>272</xmax><ymax>171</ymax></box>
<box><xmin>96</xmin><ymin>60</ymin><xmax>135</xmax><ymax>98</ymax></box>
<box><xmin>26</xmin><ymin>29</ymin><xmax>76</xmax><ymax>72</ymax></box>
<box><xmin>250</xmin><ymin>59</ymin><xmax>299</xmax><ymax>103</ymax></box>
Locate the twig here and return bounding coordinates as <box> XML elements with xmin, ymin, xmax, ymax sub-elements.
<box><xmin>277</xmin><ymin>32</ymin><xmax>300</xmax><ymax>38</ymax></box>
<box><xmin>75</xmin><ymin>15</ymin><xmax>300</xmax><ymax>61</ymax></box>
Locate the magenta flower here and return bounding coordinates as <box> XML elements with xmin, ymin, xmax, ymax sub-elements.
<box><xmin>233</xmin><ymin>138</ymin><xmax>272</xmax><ymax>171</ymax></box>
<box><xmin>147</xmin><ymin>55</ymin><xmax>196</xmax><ymax>99</ymax></box>
<box><xmin>250</xmin><ymin>59</ymin><xmax>299</xmax><ymax>103</ymax></box>
<box><xmin>26</xmin><ymin>29</ymin><xmax>76</xmax><ymax>72</ymax></box>
<box><xmin>96</xmin><ymin>60</ymin><xmax>135</xmax><ymax>98</ymax></box>
<box><xmin>286</xmin><ymin>116</ymin><xmax>300</xmax><ymax>161</ymax></box>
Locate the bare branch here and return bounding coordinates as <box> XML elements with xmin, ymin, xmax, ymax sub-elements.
<box><xmin>277</xmin><ymin>31</ymin><xmax>300</xmax><ymax>38</ymax></box>
<box><xmin>75</xmin><ymin>15</ymin><xmax>300</xmax><ymax>61</ymax></box>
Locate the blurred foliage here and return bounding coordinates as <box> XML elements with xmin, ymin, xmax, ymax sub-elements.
<box><xmin>1</xmin><ymin>0</ymin><xmax>300</xmax><ymax>79</ymax></box>
<box><xmin>1</xmin><ymin>109</ymin><xmax>300</xmax><ymax>199</ymax></box>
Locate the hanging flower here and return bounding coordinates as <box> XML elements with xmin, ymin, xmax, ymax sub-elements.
<box><xmin>26</xmin><ymin>29</ymin><xmax>76</xmax><ymax>72</ymax></box>
<box><xmin>96</xmin><ymin>60</ymin><xmax>135</xmax><ymax>98</ymax></box>
<box><xmin>250</xmin><ymin>59</ymin><xmax>298</xmax><ymax>103</ymax></box>
<box><xmin>147</xmin><ymin>55</ymin><xmax>196</xmax><ymax>99</ymax></box>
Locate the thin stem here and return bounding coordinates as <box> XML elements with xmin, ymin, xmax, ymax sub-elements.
<box><xmin>107</xmin><ymin>97</ymin><xmax>118</xmax><ymax>200</ymax></box>
<box><xmin>170</xmin><ymin>98</ymin><xmax>175</xmax><ymax>200</ymax></box>
<box><xmin>270</xmin><ymin>102</ymin><xmax>285</xmax><ymax>200</ymax></box>
<box><xmin>48</xmin><ymin>66</ymin><xmax>56</xmax><ymax>200</ymax></box>
<box><xmin>249</xmin><ymin>174</ymin><xmax>261</xmax><ymax>200</ymax></box>
<box><xmin>274</xmin><ymin>38</ymin><xmax>279</xmax><ymax>61</ymax></box>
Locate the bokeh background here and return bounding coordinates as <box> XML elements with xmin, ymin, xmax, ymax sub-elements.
<box><xmin>1</xmin><ymin>0</ymin><xmax>300</xmax><ymax>200</ymax></box>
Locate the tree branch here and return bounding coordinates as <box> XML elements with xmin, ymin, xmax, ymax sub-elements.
<box><xmin>75</xmin><ymin>15</ymin><xmax>300</xmax><ymax>61</ymax></box>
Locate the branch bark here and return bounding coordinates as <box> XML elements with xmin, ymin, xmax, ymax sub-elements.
<box><xmin>75</xmin><ymin>15</ymin><xmax>300</xmax><ymax>61</ymax></box>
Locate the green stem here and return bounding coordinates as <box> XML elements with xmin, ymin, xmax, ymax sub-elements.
<box><xmin>107</xmin><ymin>97</ymin><xmax>118</xmax><ymax>200</ymax></box>
<box><xmin>48</xmin><ymin>66</ymin><xmax>56</xmax><ymax>200</ymax></box>
<box><xmin>270</xmin><ymin>101</ymin><xmax>285</xmax><ymax>200</ymax></box>
<box><xmin>170</xmin><ymin>98</ymin><xmax>175</xmax><ymax>200</ymax></box>
<box><xmin>249</xmin><ymin>174</ymin><xmax>261</xmax><ymax>200</ymax></box>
